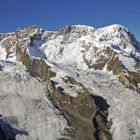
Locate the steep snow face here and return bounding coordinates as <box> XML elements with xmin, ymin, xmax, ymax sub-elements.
<box><xmin>43</xmin><ymin>40</ymin><xmax>88</xmax><ymax>70</ymax></box>
<box><xmin>0</xmin><ymin>44</ymin><xmax>6</xmax><ymax>60</ymax></box>
<box><xmin>41</xmin><ymin>25</ymin><xmax>96</xmax><ymax>68</ymax></box>
<box><xmin>0</xmin><ymin>61</ymin><xmax>67</xmax><ymax>140</ymax></box>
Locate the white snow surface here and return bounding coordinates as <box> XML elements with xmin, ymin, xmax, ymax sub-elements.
<box><xmin>0</xmin><ymin>44</ymin><xmax>6</xmax><ymax>60</ymax></box>
<box><xmin>119</xmin><ymin>54</ymin><xmax>136</xmax><ymax>71</ymax></box>
<box><xmin>0</xmin><ymin>61</ymin><xmax>67</xmax><ymax>140</ymax></box>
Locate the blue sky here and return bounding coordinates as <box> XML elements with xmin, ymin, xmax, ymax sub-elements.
<box><xmin>0</xmin><ymin>0</ymin><xmax>140</xmax><ymax>41</ymax></box>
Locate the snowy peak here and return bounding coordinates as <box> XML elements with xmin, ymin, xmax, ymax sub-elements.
<box><xmin>99</xmin><ymin>24</ymin><xmax>128</xmax><ymax>32</ymax></box>
<box><xmin>95</xmin><ymin>24</ymin><xmax>139</xmax><ymax>51</ymax></box>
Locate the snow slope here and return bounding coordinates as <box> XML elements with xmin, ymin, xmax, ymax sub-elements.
<box><xmin>0</xmin><ymin>44</ymin><xmax>6</xmax><ymax>60</ymax></box>
<box><xmin>0</xmin><ymin>61</ymin><xmax>67</xmax><ymax>140</ymax></box>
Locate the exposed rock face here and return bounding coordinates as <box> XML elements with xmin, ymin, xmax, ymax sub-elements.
<box><xmin>119</xmin><ymin>71</ymin><xmax>140</xmax><ymax>92</ymax></box>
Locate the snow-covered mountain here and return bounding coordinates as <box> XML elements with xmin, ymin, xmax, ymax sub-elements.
<box><xmin>0</xmin><ymin>24</ymin><xmax>140</xmax><ymax>140</ymax></box>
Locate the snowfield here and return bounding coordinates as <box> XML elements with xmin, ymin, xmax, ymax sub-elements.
<box><xmin>0</xmin><ymin>61</ymin><xmax>67</xmax><ymax>140</ymax></box>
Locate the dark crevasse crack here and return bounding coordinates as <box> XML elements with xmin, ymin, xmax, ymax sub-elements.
<box><xmin>0</xmin><ymin>115</ymin><xmax>28</xmax><ymax>140</ymax></box>
<box><xmin>92</xmin><ymin>96</ymin><xmax>112</xmax><ymax>140</ymax></box>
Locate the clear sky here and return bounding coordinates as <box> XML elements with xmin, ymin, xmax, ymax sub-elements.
<box><xmin>0</xmin><ymin>0</ymin><xmax>140</xmax><ymax>41</ymax></box>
